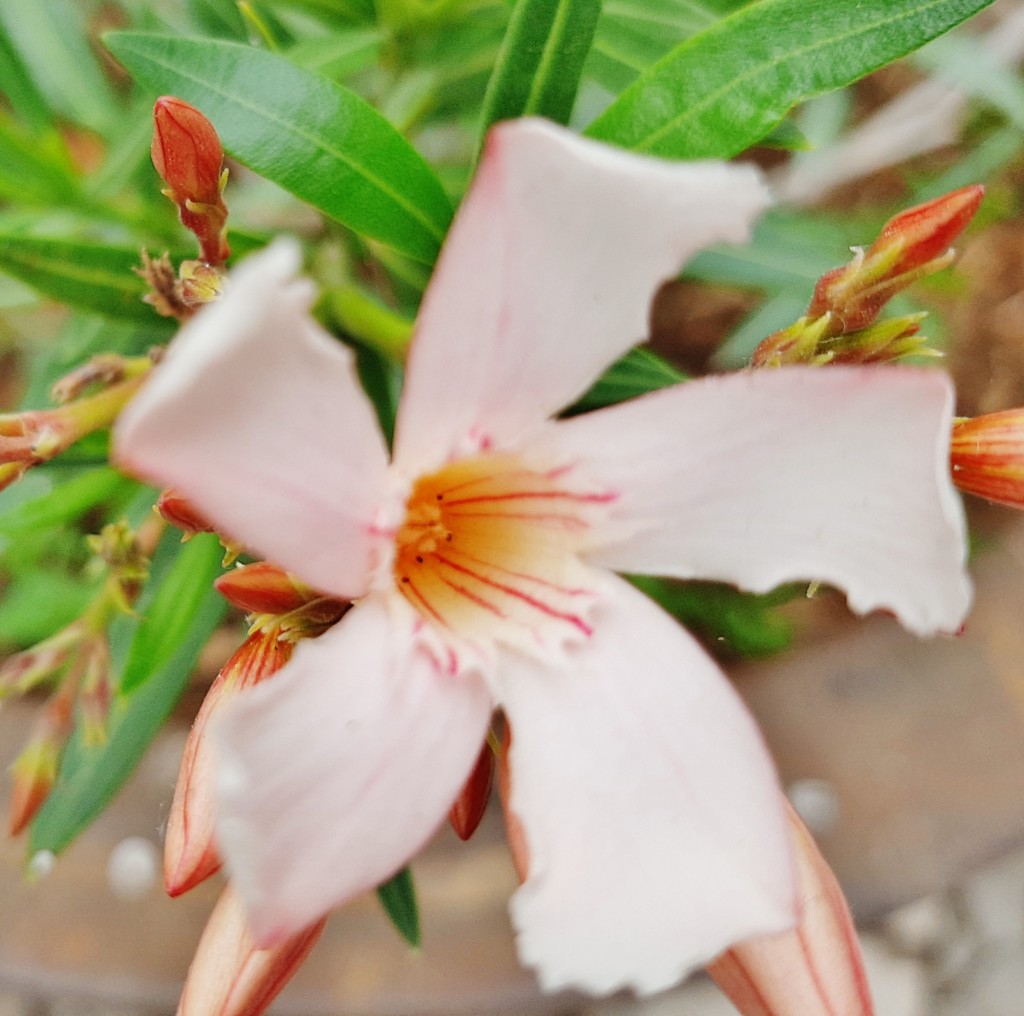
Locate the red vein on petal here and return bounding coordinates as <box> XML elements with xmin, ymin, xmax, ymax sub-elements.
<box><xmin>443</xmin><ymin>544</ymin><xmax>590</xmax><ymax>596</ymax></box>
<box><xmin>401</xmin><ymin>576</ymin><xmax>449</xmax><ymax>628</ymax></box>
<box><xmin>435</xmin><ymin>554</ymin><xmax>592</xmax><ymax>635</ymax></box>
<box><xmin>797</xmin><ymin>922</ymin><xmax>840</xmax><ymax>1016</ymax></box>
<box><xmin>443</xmin><ymin>489</ymin><xmax>615</xmax><ymax>508</ymax></box>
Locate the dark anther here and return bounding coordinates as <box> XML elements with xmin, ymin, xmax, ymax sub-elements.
<box><xmin>415</xmin><ymin>555</ymin><xmax>424</xmax><ymax>563</ymax></box>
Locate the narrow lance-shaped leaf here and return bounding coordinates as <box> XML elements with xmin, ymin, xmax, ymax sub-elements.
<box><xmin>0</xmin><ymin>236</ymin><xmax>174</xmax><ymax>325</ymax></box>
<box><xmin>586</xmin><ymin>0</ymin><xmax>1000</xmax><ymax>159</ymax></box>
<box><xmin>377</xmin><ymin>866</ymin><xmax>421</xmax><ymax>947</ymax></box>
<box><xmin>0</xmin><ymin>0</ymin><xmax>120</xmax><ymax>136</ymax></box>
<box><xmin>479</xmin><ymin>0</ymin><xmax>603</xmax><ymax>143</ymax></box>
<box><xmin>28</xmin><ymin>533</ymin><xmax>226</xmax><ymax>857</ymax></box>
<box><xmin>104</xmin><ymin>33</ymin><xmax>454</xmax><ymax>265</ymax></box>
<box><xmin>0</xmin><ymin>468</ymin><xmax>134</xmax><ymax>536</ymax></box>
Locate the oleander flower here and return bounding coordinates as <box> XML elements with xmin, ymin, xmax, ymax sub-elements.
<box><xmin>115</xmin><ymin>118</ymin><xmax>971</xmax><ymax>995</ymax></box>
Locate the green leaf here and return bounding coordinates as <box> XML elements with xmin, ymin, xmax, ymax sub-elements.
<box><xmin>0</xmin><ymin>236</ymin><xmax>169</xmax><ymax>323</ymax></box>
<box><xmin>29</xmin><ymin>534</ymin><xmax>227</xmax><ymax>857</ymax></box>
<box><xmin>105</xmin><ymin>33</ymin><xmax>454</xmax><ymax>265</ymax></box>
<box><xmin>119</xmin><ymin>532</ymin><xmax>226</xmax><ymax>694</ymax></box>
<box><xmin>586</xmin><ymin>0</ymin><xmax>999</xmax><ymax>158</ymax></box>
<box><xmin>0</xmin><ymin>23</ymin><xmax>53</xmax><ymax>131</ymax></box>
<box><xmin>377</xmin><ymin>866</ymin><xmax>421</xmax><ymax>947</ymax></box>
<box><xmin>0</xmin><ymin>116</ymin><xmax>80</xmax><ymax>207</ymax></box>
<box><xmin>0</xmin><ymin>569</ymin><xmax>96</xmax><ymax>648</ymax></box>
<box><xmin>569</xmin><ymin>346</ymin><xmax>684</xmax><ymax>413</ymax></box>
<box><xmin>0</xmin><ymin>0</ymin><xmax>120</xmax><ymax>135</ymax></box>
<box><xmin>586</xmin><ymin>0</ymin><xmax>716</xmax><ymax>94</ymax></box>
<box><xmin>284</xmin><ymin>27</ymin><xmax>383</xmax><ymax>78</ymax></box>
<box><xmin>0</xmin><ymin>468</ymin><xmax>134</xmax><ymax>536</ymax></box>
<box><xmin>480</xmin><ymin>0</ymin><xmax>603</xmax><ymax>140</ymax></box>
<box><xmin>631</xmin><ymin>575</ymin><xmax>796</xmax><ymax>659</ymax></box>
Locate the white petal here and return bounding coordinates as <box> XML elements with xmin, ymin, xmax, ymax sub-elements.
<box><xmin>213</xmin><ymin>596</ymin><xmax>493</xmax><ymax>946</ymax></box>
<box><xmin>393</xmin><ymin>118</ymin><xmax>770</xmax><ymax>473</ymax></box>
<box><xmin>494</xmin><ymin>575</ymin><xmax>796</xmax><ymax>995</ymax></box>
<box><xmin>528</xmin><ymin>366</ymin><xmax>970</xmax><ymax>635</ymax></box>
<box><xmin>115</xmin><ymin>240</ymin><xmax>390</xmax><ymax>599</ymax></box>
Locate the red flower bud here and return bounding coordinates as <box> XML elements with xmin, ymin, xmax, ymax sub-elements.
<box><xmin>874</xmin><ymin>184</ymin><xmax>985</xmax><ymax>279</ymax></box>
<box><xmin>215</xmin><ymin>562</ymin><xmax>319</xmax><ymax>616</ymax></box>
<box><xmin>164</xmin><ymin>630</ymin><xmax>295</xmax><ymax>896</ymax></box>
<box><xmin>152</xmin><ymin>96</ymin><xmax>225</xmax><ymax>208</ymax></box>
<box><xmin>806</xmin><ymin>185</ymin><xmax>984</xmax><ymax>332</ymax></box>
<box><xmin>449</xmin><ymin>741</ymin><xmax>495</xmax><ymax>841</ymax></box>
<box><xmin>156</xmin><ymin>487</ymin><xmax>215</xmax><ymax>537</ymax></box>
<box><xmin>151</xmin><ymin>96</ymin><xmax>230</xmax><ymax>265</ymax></box>
<box><xmin>950</xmin><ymin>409</ymin><xmax>1024</xmax><ymax>509</ymax></box>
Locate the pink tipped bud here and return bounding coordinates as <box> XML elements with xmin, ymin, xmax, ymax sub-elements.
<box><xmin>215</xmin><ymin>562</ymin><xmax>318</xmax><ymax>616</ymax></box>
<box><xmin>449</xmin><ymin>741</ymin><xmax>495</xmax><ymax>841</ymax></box>
<box><xmin>164</xmin><ymin>630</ymin><xmax>294</xmax><ymax>896</ymax></box>
<box><xmin>706</xmin><ymin>801</ymin><xmax>875</xmax><ymax>1015</ymax></box>
<box><xmin>157</xmin><ymin>487</ymin><xmax>215</xmax><ymax>537</ymax></box>
<box><xmin>178</xmin><ymin>884</ymin><xmax>326</xmax><ymax>1016</ymax></box>
<box><xmin>807</xmin><ymin>185</ymin><xmax>984</xmax><ymax>333</ymax></box>
<box><xmin>872</xmin><ymin>184</ymin><xmax>985</xmax><ymax>279</ymax></box>
<box><xmin>152</xmin><ymin>96</ymin><xmax>230</xmax><ymax>265</ymax></box>
<box><xmin>950</xmin><ymin>409</ymin><xmax>1024</xmax><ymax>509</ymax></box>
<box><xmin>152</xmin><ymin>96</ymin><xmax>225</xmax><ymax>209</ymax></box>
<box><xmin>9</xmin><ymin>690</ymin><xmax>75</xmax><ymax>836</ymax></box>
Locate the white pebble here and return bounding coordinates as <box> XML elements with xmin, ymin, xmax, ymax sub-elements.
<box><xmin>786</xmin><ymin>777</ymin><xmax>841</xmax><ymax>834</ymax></box>
<box><xmin>106</xmin><ymin>836</ymin><xmax>160</xmax><ymax>899</ymax></box>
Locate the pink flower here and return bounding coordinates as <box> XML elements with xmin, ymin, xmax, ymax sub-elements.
<box><xmin>115</xmin><ymin>119</ymin><xmax>970</xmax><ymax>995</ymax></box>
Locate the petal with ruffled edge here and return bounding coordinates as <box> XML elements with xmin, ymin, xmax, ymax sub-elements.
<box><xmin>115</xmin><ymin>241</ymin><xmax>390</xmax><ymax>600</ymax></box>
<box><xmin>393</xmin><ymin>118</ymin><xmax>770</xmax><ymax>473</ymax></box>
<box><xmin>493</xmin><ymin>574</ymin><xmax>795</xmax><ymax>996</ymax></box>
<box><xmin>527</xmin><ymin>366</ymin><xmax>970</xmax><ymax>636</ymax></box>
<box><xmin>212</xmin><ymin>595</ymin><xmax>493</xmax><ymax>947</ymax></box>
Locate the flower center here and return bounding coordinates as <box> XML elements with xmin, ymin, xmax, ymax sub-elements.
<box><xmin>392</xmin><ymin>453</ymin><xmax>611</xmax><ymax>652</ymax></box>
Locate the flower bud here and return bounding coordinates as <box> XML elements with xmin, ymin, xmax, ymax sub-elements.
<box><xmin>152</xmin><ymin>96</ymin><xmax>230</xmax><ymax>265</ymax></box>
<box><xmin>157</xmin><ymin>487</ymin><xmax>216</xmax><ymax>537</ymax></box>
<box><xmin>449</xmin><ymin>741</ymin><xmax>494</xmax><ymax>841</ymax></box>
<box><xmin>164</xmin><ymin>629</ymin><xmax>295</xmax><ymax>897</ymax></box>
<box><xmin>152</xmin><ymin>96</ymin><xmax>225</xmax><ymax>209</ymax></box>
<box><xmin>706</xmin><ymin>801</ymin><xmax>874</xmax><ymax>1015</ymax></box>
<box><xmin>178</xmin><ymin>884</ymin><xmax>326</xmax><ymax>1016</ymax></box>
<box><xmin>9</xmin><ymin>689</ymin><xmax>75</xmax><ymax>835</ymax></box>
<box><xmin>950</xmin><ymin>409</ymin><xmax>1024</xmax><ymax>509</ymax></box>
<box><xmin>215</xmin><ymin>562</ymin><xmax>318</xmax><ymax>616</ymax></box>
<box><xmin>754</xmin><ymin>186</ymin><xmax>983</xmax><ymax>369</ymax></box>
<box><xmin>806</xmin><ymin>185</ymin><xmax>984</xmax><ymax>333</ymax></box>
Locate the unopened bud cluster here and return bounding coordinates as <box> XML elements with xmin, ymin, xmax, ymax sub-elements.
<box><xmin>752</xmin><ymin>186</ymin><xmax>984</xmax><ymax>368</ymax></box>
<box><xmin>0</xmin><ymin>521</ymin><xmax>153</xmax><ymax>833</ymax></box>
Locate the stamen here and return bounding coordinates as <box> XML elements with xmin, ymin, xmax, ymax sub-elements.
<box><xmin>392</xmin><ymin>453</ymin><xmax>608</xmax><ymax>650</ymax></box>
